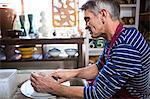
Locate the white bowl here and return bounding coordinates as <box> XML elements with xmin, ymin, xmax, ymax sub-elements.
<box><xmin>65</xmin><ymin>48</ymin><xmax>77</xmax><ymax>56</ymax></box>
<box><xmin>48</xmin><ymin>48</ymin><xmax>61</xmax><ymax>57</ymax></box>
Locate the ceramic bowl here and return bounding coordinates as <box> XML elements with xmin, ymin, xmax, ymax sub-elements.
<box><xmin>18</xmin><ymin>47</ymin><xmax>33</xmax><ymax>52</ymax></box>
<box><xmin>48</xmin><ymin>48</ymin><xmax>61</xmax><ymax>57</ymax></box>
<box><xmin>17</xmin><ymin>47</ymin><xmax>34</xmax><ymax>59</ymax></box>
<box><xmin>65</xmin><ymin>48</ymin><xmax>77</xmax><ymax>56</ymax></box>
<box><xmin>21</xmin><ymin>54</ymin><xmax>33</xmax><ymax>59</ymax></box>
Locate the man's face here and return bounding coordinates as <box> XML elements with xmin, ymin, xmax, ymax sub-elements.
<box><xmin>84</xmin><ymin>9</ymin><xmax>104</xmax><ymax>38</ymax></box>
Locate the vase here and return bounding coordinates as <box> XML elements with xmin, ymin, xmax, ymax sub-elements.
<box><xmin>19</xmin><ymin>15</ymin><xmax>26</xmax><ymax>36</ymax></box>
<box><xmin>28</xmin><ymin>14</ymin><xmax>34</xmax><ymax>35</ymax></box>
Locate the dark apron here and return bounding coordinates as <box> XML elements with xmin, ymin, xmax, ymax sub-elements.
<box><xmin>111</xmin><ymin>87</ymin><xmax>139</xmax><ymax>99</ymax></box>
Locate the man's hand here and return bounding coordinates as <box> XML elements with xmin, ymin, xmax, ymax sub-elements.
<box><xmin>30</xmin><ymin>70</ymin><xmax>85</xmax><ymax>98</ymax></box>
<box><xmin>30</xmin><ymin>72</ymin><xmax>58</xmax><ymax>94</ymax></box>
<box><xmin>50</xmin><ymin>69</ymin><xmax>78</xmax><ymax>83</ymax></box>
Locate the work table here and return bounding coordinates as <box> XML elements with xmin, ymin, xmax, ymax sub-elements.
<box><xmin>12</xmin><ymin>69</ymin><xmax>87</xmax><ymax>99</ymax></box>
<box><xmin>12</xmin><ymin>70</ymin><xmax>54</xmax><ymax>99</ymax></box>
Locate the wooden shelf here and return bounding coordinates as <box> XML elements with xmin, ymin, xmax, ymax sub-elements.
<box><xmin>124</xmin><ymin>25</ymin><xmax>136</xmax><ymax>28</ymax></box>
<box><xmin>89</xmin><ymin>48</ymin><xmax>103</xmax><ymax>56</ymax></box>
<box><xmin>140</xmin><ymin>12</ymin><xmax>150</xmax><ymax>16</ymax></box>
<box><xmin>0</xmin><ymin>56</ymin><xmax>78</xmax><ymax>62</ymax></box>
<box><xmin>0</xmin><ymin>38</ymin><xmax>84</xmax><ymax>45</ymax></box>
<box><xmin>0</xmin><ymin>38</ymin><xmax>85</xmax><ymax>68</ymax></box>
<box><xmin>140</xmin><ymin>12</ymin><xmax>150</xmax><ymax>21</ymax></box>
<box><xmin>120</xmin><ymin>4</ymin><xmax>136</xmax><ymax>7</ymax></box>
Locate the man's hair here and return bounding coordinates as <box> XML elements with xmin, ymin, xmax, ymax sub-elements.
<box><xmin>80</xmin><ymin>0</ymin><xmax>120</xmax><ymax>20</ymax></box>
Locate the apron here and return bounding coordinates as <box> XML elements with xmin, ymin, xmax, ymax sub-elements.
<box><xmin>91</xmin><ymin>23</ymin><xmax>139</xmax><ymax>99</ymax></box>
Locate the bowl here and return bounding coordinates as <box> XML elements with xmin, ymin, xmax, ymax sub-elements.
<box><xmin>48</xmin><ymin>48</ymin><xmax>61</xmax><ymax>57</ymax></box>
<box><xmin>21</xmin><ymin>54</ymin><xmax>33</xmax><ymax>59</ymax></box>
<box><xmin>65</xmin><ymin>48</ymin><xmax>77</xmax><ymax>56</ymax></box>
<box><xmin>17</xmin><ymin>47</ymin><xmax>34</xmax><ymax>59</ymax></box>
<box><xmin>18</xmin><ymin>47</ymin><xmax>33</xmax><ymax>52</ymax></box>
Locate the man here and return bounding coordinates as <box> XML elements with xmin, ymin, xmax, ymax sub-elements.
<box><xmin>30</xmin><ymin>0</ymin><xmax>150</xmax><ymax>98</ymax></box>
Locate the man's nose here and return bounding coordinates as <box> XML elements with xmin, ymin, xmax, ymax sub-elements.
<box><xmin>85</xmin><ymin>26</ymin><xmax>90</xmax><ymax>29</ymax></box>
<box><xmin>86</xmin><ymin>21</ymin><xmax>90</xmax><ymax>26</ymax></box>
<box><xmin>85</xmin><ymin>22</ymin><xmax>90</xmax><ymax>29</ymax></box>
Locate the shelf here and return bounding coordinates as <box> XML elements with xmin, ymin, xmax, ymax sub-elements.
<box><xmin>89</xmin><ymin>48</ymin><xmax>103</xmax><ymax>56</ymax></box>
<box><xmin>140</xmin><ymin>12</ymin><xmax>150</xmax><ymax>21</ymax></box>
<box><xmin>89</xmin><ymin>48</ymin><xmax>103</xmax><ymax>51</ymax></box>
<box><xmin>124</xmin><ymin>25</ymin><xmax>136</xmax><ymax>28</ymax></box>
<box><xmin>88</xmin><ymin>37</ymin><xmax>104</xmax><ymax>40</ymax></box>
<box><xmin>140</xmin><ymin>12</ymin><xmax>150</xmax><ymax>16</ymax></box>
<box><xmin>0</xmin><ymin>38</ymin><xmax>85</xmax><ymax>68</ymax></box>
<box><xmin>120</xmin><ymin>4</ymin><xmax>136</xmax><ymax>8</ymax></box>
<box><xmin>0</xmin><ymin>53</ymin><xmax>79</xmax><ymax>62</ymax></box>
<box><xmin>0</xmin><ymin>56</ymin><xmax>78</xmax><ymax>62</ymax></box>
<box><xmin>0</xmin><ymin>38</ymin><xmax>85</xmax><ymax>45</ymax></box>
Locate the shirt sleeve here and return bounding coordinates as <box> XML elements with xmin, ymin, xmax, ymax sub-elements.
<box><xmin>84</xmin><ymin>44</ymin><xmax>142</xmax><ymax>99</ymax></box>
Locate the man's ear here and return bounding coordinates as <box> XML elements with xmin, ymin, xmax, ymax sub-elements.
<box><xmin>99</xmin><ymin>9</ymin><xmax>107</xmax><ymax>24</ymax></box>
<box><xmin>100</xmin><ymin>9</ymin><xmax>107</xmax><ymax>17</ymax></box>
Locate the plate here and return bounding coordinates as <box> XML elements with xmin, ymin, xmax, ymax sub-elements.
<box><xmin>20</xmin><ymin>80</ymin><xmax>56</xmax><ymax>99</ymax></box>
<box><xmin>20</xmin><ymin>80</ymin><xmax>70</xmax><ymax>99</ymax></box>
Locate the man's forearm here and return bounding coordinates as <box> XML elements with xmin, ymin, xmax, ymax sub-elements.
<box><xmin>53</xmin><ymin>64</ymin><xmax>99</xmax><ymax>98</ymax></box>
<box><xmin>51</xmin><ymin>83</ymin><xmax>84</xmax><ymax>98</ymax></box>
<box><xmin>76</xmin><ymin>64</ymin><xmax>99</xmax><ymax>80</ymax></box>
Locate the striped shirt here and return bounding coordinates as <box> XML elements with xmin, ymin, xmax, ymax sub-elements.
<box><xmin>84</xmin><ymin>27</ymin><xmax>150</xmax><ymax>99</ymax></box>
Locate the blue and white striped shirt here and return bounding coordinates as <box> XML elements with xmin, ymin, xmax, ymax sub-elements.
<box><xmin>84</xmin><ymin>27</ymin><xmax>150</xmax><ymax>99</ymax></box>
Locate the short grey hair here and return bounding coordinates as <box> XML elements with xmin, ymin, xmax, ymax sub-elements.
<box><xmin>80</xmin><ymin>0</ymin><xmax>120</xmax><ymax>20</ymax></box>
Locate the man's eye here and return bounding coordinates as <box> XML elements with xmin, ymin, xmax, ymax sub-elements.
<box><xmin>84</xmin><ymin>17</ymin><xmax>90</xmax><ymax>23</ymax></box>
